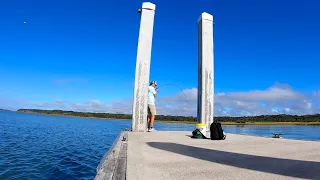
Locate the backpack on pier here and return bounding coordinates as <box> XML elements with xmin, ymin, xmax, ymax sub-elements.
<box><xmin>210</xmin><ymin>121</ymin><xmax>226</xmax><ymax>140</ymax></box>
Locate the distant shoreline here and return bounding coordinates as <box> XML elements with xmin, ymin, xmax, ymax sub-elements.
<box><xmin>16</xmin><ymin>110</ymin><xmax>320</xmax><ymax>125</ymax></box>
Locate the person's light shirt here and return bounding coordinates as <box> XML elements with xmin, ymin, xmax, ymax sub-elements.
<box><xmin>148</xmin><ymin>86</ymin><xmax>156</xmax><ymax>105</ymax></box>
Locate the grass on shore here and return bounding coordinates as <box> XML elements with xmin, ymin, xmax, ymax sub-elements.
<box><xmin>17</xmin><ymin>111</ymin><xmax>320</xmax><ymax>125</ymax></box>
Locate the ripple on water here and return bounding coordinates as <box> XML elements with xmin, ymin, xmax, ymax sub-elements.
<box><xmin>0</xmin><ymin>112</ymin><xmax>130</xmax><ymax>180</ymax></box>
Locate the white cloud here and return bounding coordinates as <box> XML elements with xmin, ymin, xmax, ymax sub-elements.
<box><xmin>37</xmin><ymin>100</ymin><xmax>66</xmax><ymax>109</ymax></box>
<box><xmin>153</xmin><ymin>83</ymin><xmax>314</xmax><ymax>117</ymax></box>
<box><xmin>213</xmin><ymin>83</ymin><xmax>314</xmax><ymax>116</ymax></box>
<box><xmin>313</xmin><ymin>90</ymin><xmax>320</xmax><ymax>99</ymax></box>
<box><xmin>14</xmin><ymin>83</ymin><xmax>320</xmax><ymax>117</ymax></box>
<box><xmin>0</xmin><ymin>97</ymin><xmax>35</xmax><ymax>111</ymax></box>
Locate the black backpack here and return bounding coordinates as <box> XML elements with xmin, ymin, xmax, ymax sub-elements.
<box><xmin>210</xmin><ymin>121</ymin><xmax>226</xmax><ymax>140</ymax></box>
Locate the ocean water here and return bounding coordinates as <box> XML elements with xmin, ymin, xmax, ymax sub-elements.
<box><xmin>0</xmin><ymin>111</ymin><xmax>319</xmax><ymax>180</ymax></box>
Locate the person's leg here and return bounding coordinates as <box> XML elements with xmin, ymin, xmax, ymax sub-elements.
<box><xmin>147</xmin><ymin>105</ymin><xmax>151</xmax><ymax>130</ymax></box>
<box><xmin>150</xmin><ymin>115</ymin><xmax>155</xmax><ymax>128</ymax></box>
<box><xmin>149</xmin><ymin>105</ymin><xmax>156</xmax><ymax>130</ymax></box>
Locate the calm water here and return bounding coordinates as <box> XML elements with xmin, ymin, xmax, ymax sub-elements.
<box><xmin>1</xmin><ymin>111</ymin><xmax>320</xmax><ymax>180</ymax></box>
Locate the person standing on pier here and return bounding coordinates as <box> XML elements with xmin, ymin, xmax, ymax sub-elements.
<box><xmin>147</xmin><ymin>80</ymin><xmax>157</xmax><ymax>132</ymax></box>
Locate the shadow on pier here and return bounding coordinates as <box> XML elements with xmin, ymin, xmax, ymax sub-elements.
<box><xmin>147</xmin><ymin>142</ymin><xmax>320</xmax><ymax>179</ymax></box>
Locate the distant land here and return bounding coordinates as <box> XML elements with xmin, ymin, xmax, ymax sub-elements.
<box><xmin>0</xmin><ymin>108</ymin><xmax>12</xmax><ymax>111</ymax></box>
<box><xmin>16</xmin><ymin>109</ymin><xmax>320</xmax><ymax>125</ymax></box>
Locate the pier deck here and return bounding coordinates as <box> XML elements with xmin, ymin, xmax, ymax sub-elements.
<box><xmin>95</xmin><ymin>131</ymin><xmax>320</xmax><ymax>180</ymax></box>
<box><xmin>127</xmin><ymin>131</ymin><xmax>320</xmax><ymax>180</ymax></box>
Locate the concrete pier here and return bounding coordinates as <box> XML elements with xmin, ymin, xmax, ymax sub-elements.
<box><xmin>197</xmin><ymin>12</ymin><xmax>214</xmax><ymax>135</ymax></box>
<box><xmin>95</xmin><ymin>131</ymin><xmax>128</xmax><ymax>180</ymax></box>
<box><xmin>132</xmin><ymin>2</ymin><xmax>156</xmax><ymax>132</ymax></box>
<box><xmin>94</xmin><ymin>5</ymin><xmax>320</xmax><ymax>180</ymax></box>
<box><xmin>96</xmin><ymin>131</ymin><xmax>320</xmax><ymax>180</ymax></box>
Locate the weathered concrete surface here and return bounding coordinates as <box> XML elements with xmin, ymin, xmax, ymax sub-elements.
<box><xmin>95</xmin><ymin>131</ymin><xmax>128</xmax><ymax>180</ymax></box>
<box><xmin>197</xmin><ymin>12</ymin><xmax>214</xmax><ymax>134</ymax></box>
<box><xmin>127</xmin><ymin>131</ymin><xmax>320</xmax><ymax>180</ymax></box>
<box><xmin>132</xmin><ymin>2</ymin><xmax>156</xmax><ymax>132</ymax></box>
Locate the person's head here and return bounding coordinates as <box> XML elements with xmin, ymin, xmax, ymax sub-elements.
<box><xmin>150</xmin><ymin>80</ymin><xmax>157</xmax><ymax>87</ymax></box>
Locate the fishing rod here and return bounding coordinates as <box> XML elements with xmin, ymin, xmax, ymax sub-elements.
<box><xmin>155</xmin><ymin>83</ymin><xmax>189</xmax><ymax>104</ymax></box>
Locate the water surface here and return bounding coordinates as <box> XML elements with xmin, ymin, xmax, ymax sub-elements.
<box><xmin>1</xmin><ymin>111</ymin><xmax>319</xmax><ymax>179</ymax></box>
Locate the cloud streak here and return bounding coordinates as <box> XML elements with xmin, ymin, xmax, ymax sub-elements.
<box><xmin>37</xmin><ymin>100</ymin><xmax>66</xmax><ymax>109</ymax></box>
<box><xmin>28</xmin><ymin>83</ymin><xmax>320</xmax><ymax>117</ymax></box>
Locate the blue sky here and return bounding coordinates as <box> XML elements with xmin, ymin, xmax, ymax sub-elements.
<box><xmin>1</xmin><ymin>0</ymin><xmax>320</xmax><ymax>116</ymax></box>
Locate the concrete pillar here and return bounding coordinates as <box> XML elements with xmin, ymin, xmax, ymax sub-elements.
<box><xmin>132</xmin><ymin>2</ymin><xmax>156</xmax><ymax>132</ymax></box>
<box><xmin>197</xmin><ymin>12</ymin><xmax>214</xmax><ymax>137</ymax></box>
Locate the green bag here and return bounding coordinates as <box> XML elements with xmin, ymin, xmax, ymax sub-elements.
<box><xmin>192</xmin><ymin>129</ymin><xmax>207</xmax><ymax>139</ymax></box>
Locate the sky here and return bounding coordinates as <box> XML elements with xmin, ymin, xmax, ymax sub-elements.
<box><xmin>1</xmin><ymin>0</ymin><xmax>320</xmax><ymax>117</ymax></box>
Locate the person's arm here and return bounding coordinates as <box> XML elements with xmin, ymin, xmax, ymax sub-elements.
<box><xmin>153</xmin><ymin>88</ymin><xmax>157</xmax><ymax>97</ymax></box>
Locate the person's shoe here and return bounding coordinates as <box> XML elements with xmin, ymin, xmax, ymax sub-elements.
<box><xmin>149</xmin><ymin>127</ymin><xmax>156</xmax><ymax>132</ymax></box>
<box><xmin>147</xmin><ymin>128</ymin><xmax>150</xmax><ymax>132</ymax></box>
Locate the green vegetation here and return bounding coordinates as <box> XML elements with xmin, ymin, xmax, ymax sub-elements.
<box><xmin>17</xmin><ymin>109</ymin><xmax>320</xmax><ymax>125</ymax></box>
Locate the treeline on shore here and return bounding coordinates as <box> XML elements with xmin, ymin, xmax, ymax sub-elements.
<box><xmin>17</xmin><ymin>109</ymin><xmax>320</xmax><ymax>123</ymax></box>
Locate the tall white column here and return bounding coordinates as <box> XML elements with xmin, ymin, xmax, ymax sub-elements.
<box><xmin>132</xmin><ymin>2</ymin><xmax>156</xmax><ymax>132</ymax></box>
<box><xmin>197</xmin><ymin>12</ymin><xmax>214</xmax><ymax>136</ymax></box>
